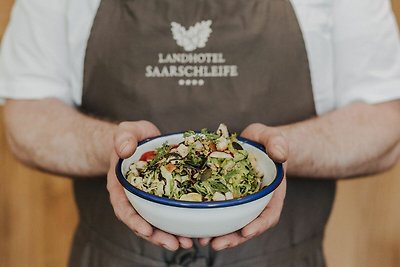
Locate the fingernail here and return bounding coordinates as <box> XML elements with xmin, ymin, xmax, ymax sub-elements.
<box><xmin>119</xmin><ymin>140</ymin><xmax>131</xmax><ymax>154</ymax></box>
<box><xmin>243</xmin><ymin>232</ymin><xmax>256</xmax><ymax>239</ymax></box>
<box><xmin>215</xmin><ymin>243</ymin><xmax>229</xmax><ymax>251</ymax></box>
<box><xmin>136</xmin><ymin>233</ymin><xmax>147</xmax><ymax>239</ymax></box>
<box><xmin>135</xmin><ymin>231</ymin><xmax>150</xmax><ymax>239</ymax></box>
<box><xmin>162</xmin><ymin>244</ymin><xmax>176</xmax><ymax>251</ymax></box>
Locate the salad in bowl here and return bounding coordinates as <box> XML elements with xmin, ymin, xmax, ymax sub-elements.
<box><xmin>116</xmin><ymin>124</ymin><xmax>284</xmax><ymax>237</ymax></box>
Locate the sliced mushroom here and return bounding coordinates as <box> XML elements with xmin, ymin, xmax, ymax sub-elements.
<box><xmin>132</xmin><ymin>177</ymin><xmax>144</xmax><ymax>190</ymax></box>
<box><xmin>209</xmin><ymin>151</ymin><xmax>233</xmax><ymax>159</ymax></box>
<box><xmin>134</xmin><ymin>160</ymin><xmax>148</xmax><ymax>170</ymax></box>
<box><xmin>180</xmin><ymin>192</ymin><xmax>202</xmax><ymax>202</ymax></box>
<box><xmin>194</xmin><ymin>140</ymin><xmax>204</xmax><ymax>151</ymax></box>
<box><xmin>166</xmin><ymin>153</ymin><xmax>182</xmax><ymax>162</ymax></box>
<box><xmin>184</xmin><ymin>135</ymin><xmax>195</xmax><ymax>145</ymax></box>
<box><xmin>225</xmin><ymin>192</ymin><xmax>234</xmax><ymax>200</ymax></box>
<box><xmin>177</xmin><ymin>144</ymin><xmax>189</xmax><ymax>158</ymax></box>
<box><xmin>128</xmin><ymin>166</ymin><xmax>139</xmax><ymax>177</ymax></box>
<box><xmin>248</xmin><ymin>153</ymin><xmax>263</xmax><ymax>177</ymax></box>
<box><xmin>217</xmin><ymin>123</ymin><xmax>229</xmax><ymax>138</ymax></box>
<box><xmin>216</xmin><ymin>137</ymin><xmax>229</xmax><ymax>151</ymax></box>
<box><xmin>212</xmin><ymin>192</ymin><xmax>226</xmax><ymax>201</ymax></box>
<box><xmin>155</xmin><ymin>181</ymin><xmax>165</xmax><ymax>196</ymax></box>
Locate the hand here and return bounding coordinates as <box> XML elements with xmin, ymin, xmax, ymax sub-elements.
<box><xmin>106</xmin><ymin>121</ymin><xmax>194</xmax><ymax>250</ymax></box>
<box><xmin>199</xmin><ymin>123</ymin><xmax>288</xmax><ymax>250</ymax></box>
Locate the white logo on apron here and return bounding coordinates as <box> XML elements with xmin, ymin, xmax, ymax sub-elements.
<box><xmin>145</xmin><ymin>20</ymin><xmax>239</xmax><ymax>86</ymax></box>
<box><xmin>171</xmin><ymin>20</ymin><xmax>212</xmax><ymax>52</ymax></box>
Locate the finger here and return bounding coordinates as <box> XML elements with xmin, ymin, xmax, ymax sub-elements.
<box><xmin>178</xmin><ymin>236</ymin><xmax>194</xmax><ymax>249</ymax></box>
<box><xmin>210</xmin><ymin>232</ymin><xmax>246</xmax><ymax>251</ymax></box>
<box><xmin>107</xmin><ymin>153</ymin><xmax>153</xmax><ymax>237</ymax></box>
<box><xmin>241</xmin><ymin>178</ymin><xmax>287</xmax><ymax>238</ymax></box>
<box><xmin>115</xmin><ymin>132</ymin><xmax>138</xmax><ymax>158</ymax></box>
<box><xmin>114</xmin><ymin>120</ymin><xmax>161</xmax><ymax>158</ymax></box>
<box><xmin>198</xmin><ymin>237</ymin><xmax>212</xmax><ymax>246</ymax></box>
<box><xmin>241</xmin><ymin>123</ymin><xmax>288</xmax><ymax>163</ymax></box>
<box><xmin>148</xmin><ymin>229</ymin><xmax>180</xmax><ymax>251</ymax></box>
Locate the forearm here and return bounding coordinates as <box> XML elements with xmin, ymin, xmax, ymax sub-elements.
<box><xmin>280</xmin><ymin>100</ymin><xmax>400</xmax><ymax>179</ymax></box>
<box><xmin>4</xmin><ymin>98</ymin><xmax>117</xmax><ymax>177</ymax></box>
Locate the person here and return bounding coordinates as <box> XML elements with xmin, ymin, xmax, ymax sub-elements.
<box><xmin>1</xmin><ymin>0</ymin><xmax>400</xmax><ymax>266</ymax></box>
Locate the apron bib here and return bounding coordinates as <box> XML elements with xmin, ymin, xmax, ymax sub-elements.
<box><xmin>69</xmin><ymin>0</ymin><xmax>335</xmax><ymax>266</ymax></box>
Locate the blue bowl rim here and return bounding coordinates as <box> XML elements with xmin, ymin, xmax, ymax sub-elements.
<box><xmin>116</xmin><ymin>132</ymin><xmax>284</xmax><ymax>209</ymax></box>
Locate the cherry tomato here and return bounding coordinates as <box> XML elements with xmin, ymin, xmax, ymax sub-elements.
<box><xmin>140</xmin><ymin>151</ymin><xmax>156</xmax><ymax>161</ymax></box>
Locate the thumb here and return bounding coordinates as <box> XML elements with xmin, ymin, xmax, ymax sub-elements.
<box><xmin>114</xmin><ymin>120</ymin><xmax>161</xmax><ymax>159</ymax></box>
<box><xmin>241</xmin><ymin>123</ymin><xmax>288</xmax><ymax>163</ymax></box>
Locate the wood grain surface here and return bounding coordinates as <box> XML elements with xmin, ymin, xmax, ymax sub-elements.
<box><xmin>0</xmin><ymin>1</ymin><xmax>399</xmax><ymax>267</ymax></box>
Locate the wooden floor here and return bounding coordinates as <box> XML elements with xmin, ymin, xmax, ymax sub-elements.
<box><xmin>1</xmin><ymin>1</ymin><xmax>400</xmax><ymax>266</ymax></box>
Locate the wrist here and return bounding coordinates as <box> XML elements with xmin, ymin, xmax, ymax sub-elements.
<box><xmin>91</xmin><ymin>119</ymin><xmax>118</xmax><ymax>174</ymax></box>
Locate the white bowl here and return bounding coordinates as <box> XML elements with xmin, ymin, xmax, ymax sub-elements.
<box><xmin>116</xmin><ymin>133</ymin><xmax>284</xmax><ymax>238</ymax></box>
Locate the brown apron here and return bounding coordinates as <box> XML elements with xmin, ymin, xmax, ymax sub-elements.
<box><xmin>69</xmin><ymin>0</ymin><xmax>336</xmax><ymax>266</ymax></box>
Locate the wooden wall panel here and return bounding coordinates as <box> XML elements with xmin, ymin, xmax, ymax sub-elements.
<box><xmin>0</xmin><ymin>1</ymin><xmax>399</xmax><ymax>267</ymax></box>
<box><xmin>393</xmin><ymin>0</ymin><xmax>400</xmax><ymax>25</ymax></box>
<box><xmin>0</xmin><ymin>0</ymin><xmax>13</xmax><ymax>39</ymax></box>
